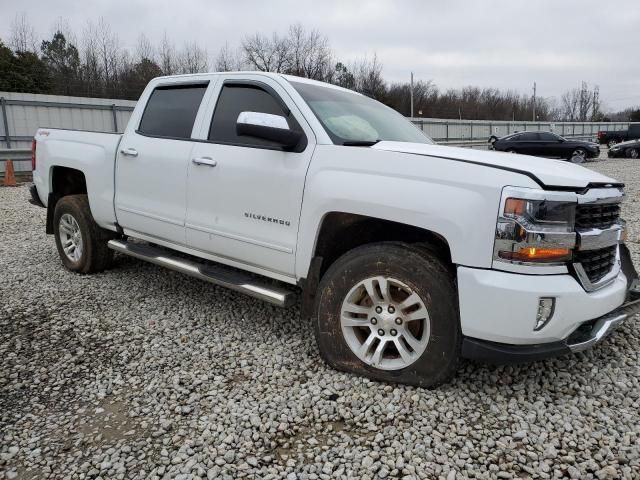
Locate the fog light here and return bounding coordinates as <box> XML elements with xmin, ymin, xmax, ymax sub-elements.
<box><xmin>535</xmin><ymin>297</ymin><xmax>555</xmax><ymax>331</ymax></box>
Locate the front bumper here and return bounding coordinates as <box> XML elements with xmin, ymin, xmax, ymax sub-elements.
<box><xmin>459</xmin><ymin>245</ymin><xmax>640</xmax><ymax>363</ymax></box>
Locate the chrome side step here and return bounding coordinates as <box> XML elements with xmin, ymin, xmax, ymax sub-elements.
<box><xmin>107</xmin><ymin>239</ymin><xmax>296</xmax><ymax>307</ymax></box>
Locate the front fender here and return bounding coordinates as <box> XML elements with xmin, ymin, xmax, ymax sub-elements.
<box><xmin>295</xmin><ymin>145</ymin><xmax>538</xmax><ymax>279</ymax></box>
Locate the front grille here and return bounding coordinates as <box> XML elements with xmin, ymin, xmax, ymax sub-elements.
<box><xmin>574</xmin><ymin>245</ymin><xmax>617</xmax><ymax>284</ymax></box>
<box><xmin>575</xmin><ymin>203</ymin><xmax>620</xmax><ymax>229</ymax></box>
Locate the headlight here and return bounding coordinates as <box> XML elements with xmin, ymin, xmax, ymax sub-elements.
<box><xmin>494</xmin><ymin>188</ymin><xmax>577</xmax><ymax>265</ymax></box>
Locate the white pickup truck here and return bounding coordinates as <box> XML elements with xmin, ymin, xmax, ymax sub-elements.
<box><xmin>30</xmin><ymin>72</ymin><xmax>640</xmax><ymax>387</ymax></box>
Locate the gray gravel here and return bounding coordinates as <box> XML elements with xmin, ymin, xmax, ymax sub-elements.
<box><xmin>1</xmin><ymin>158</ymin><xmax>639</xmax><ymax>480</ymax></box>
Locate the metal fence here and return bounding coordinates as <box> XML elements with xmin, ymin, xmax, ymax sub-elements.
<box><xmin>1</xmin><ymin>91</ymin><xmax>638</xmax><ymax>174</ymax></box>
<box><xmin>0</xmin><ymin>92</ymin><xmax>135</xmax><ymax>173</ymax></box>
<box><xmin>409</xmin><ymin>118</ymin><xmax>637</xmax><ymax>149</ymax></box>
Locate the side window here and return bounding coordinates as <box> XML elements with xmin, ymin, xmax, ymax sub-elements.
<box><xmin>138</xmin><ymin>84</ymin><xmax>207</xmax><ymax>139</ymax></box>
<box><xmin>519</xmin><ymin>132</ymin><xmax>538</xmax><ymax>141</ymax></box>
<box><xmin>208</xmin><ymin>84</ymin><xmax>302</xmax><ymax>149</ymax></box>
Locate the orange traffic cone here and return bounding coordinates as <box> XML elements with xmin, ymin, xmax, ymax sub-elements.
<box><xmin>3</xmin><ymin>159</ymin><xmax>17</xmax><ymax>187</ymax></box>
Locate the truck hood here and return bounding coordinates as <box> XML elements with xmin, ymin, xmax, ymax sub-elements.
<box><xmin>372</xmin><ymin>141</ymin><xmax>620</xmax><ymax>189</ymax></box>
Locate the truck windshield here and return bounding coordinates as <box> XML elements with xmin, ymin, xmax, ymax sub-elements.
<box><xmin>290</xmin><ymin>80</ymin><xmax>433</xmax><ymax>146</ymax></box>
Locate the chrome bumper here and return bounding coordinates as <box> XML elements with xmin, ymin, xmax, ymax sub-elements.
<box><xmin>567</xmin><ymin>291</ymin><xmax>640</xmax><ymax>352</ymax></box>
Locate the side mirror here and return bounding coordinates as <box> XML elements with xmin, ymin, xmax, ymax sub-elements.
<box><xmin>236</xmin><ymin>112</ymin><xmax>302</xmax><ymax>149</ymax></box>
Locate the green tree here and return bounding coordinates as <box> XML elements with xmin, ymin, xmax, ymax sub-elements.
<box><xmin>119</xmin><ymin>58</ymin><xmax>162</xmax><ymax>99</ymax></box>
<box><xmin>0</xmin><ymin>39</ymin><xmax>50</xmax><ymax>93</ymax></box>
<box><xmin>41</xmin><ymin>32</ymin><xmax>80</xmax><ymax>95</ymax></box>
<box><xmin>331</xmin><ymin>62</ymin><xmax>355</xmax><ymax>90</ymax></box>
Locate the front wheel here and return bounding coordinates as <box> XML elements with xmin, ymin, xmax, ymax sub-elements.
<box><xmin>607</xmin><ymin>139</ymin><xmax>618</xmax><ymax>148</ymax></box>
<box><xmin>569</xmin><ymin>148</ymin><xmax>587</xmax><ymax>163</ymax></box>
<box><xmin>312</xmin><ymin>242</ymin><xmax>461</xmax><ymax>388</ymax></box>
<box><xmin>626</xmin><ymin>148</ymin><xmax>639</xmax><ymax>159</ymax></box>
<box><xmin>53</xmin><ymin>194</ymin><xmax>115</xmax><ymax>273</ymax></box>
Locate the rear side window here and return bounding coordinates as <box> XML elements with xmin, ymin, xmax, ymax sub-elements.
<box><xmin>208</xmin><ymin>84</ymin><xmax>302</xmax><ymax>149</ymax></box>
<box><xmin>138</xmin><ymin>84</ymin><xmax>207</xmax><ymax>139</ymax></box>
<box><xmin>519</xmin><ymin>132</ymin><xmax>539</xmax><ymax>141</ymax></box>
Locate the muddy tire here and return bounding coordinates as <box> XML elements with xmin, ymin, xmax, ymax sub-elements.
<box><xmin>53</xmin><ymin>194</ymin><xmax>115</xmax><ymax>273</ymax></box>
<box><xmin>312</xmin><ymin>242</ymin><xmax>461</xmax><ymax>388</ymax></box>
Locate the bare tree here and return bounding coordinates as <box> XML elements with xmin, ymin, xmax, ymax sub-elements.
<box><xmin>10</xmin><ymin>13</ymin><xmax>38</xmax><ymax>53</ymax></box>
<box><xmin>96</xmin><ymin>18</ymin><xmax>122</xmax><ymax>95</ymax></box>
<box><xmin>286</xmin><ymin>24</ymin><xmax>331</xmax><ymax>80</ymax></box>
<box><xmin>215</xmin><ymin>42</ymin><xmax>244</xmax><ymax>72</ymax></box>
<box><xmin>159</xmin><ymin>33</ymin><xmax>177</xmax><ymax>75</ymax></box>
<box><xmin>559</xmin><ymin>82</ymin><xmax>600</xmax><ymax>121</ymax></box>
<box><xmin>80</xmin><ymin>21</ymin><xmax>102</xmax><ymax>96</ymax></box>
<box><xmin>135</xmin><ymin>34</ymin><xmax>154</xmax><ymax>62</ymax></box>
<box><xmin>352</xmin><ymin>54</ymin><xmax>386</xmax><ymax>100</ymax></box>
<box><xmin>178</xmin><ymin>41</ymin><xmax>208</xmax><ymax>73</ymax></box>
<box><xmin>242</xmin><ymin>32</ymin><xmax>289</xmax><ymax>72</ymax></box>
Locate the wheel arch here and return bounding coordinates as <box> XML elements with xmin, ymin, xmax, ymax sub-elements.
<box><xmin>311</xmin><ymin>212</ymin><xmax>454</xmax><ymax>279</ymax></box>
<box><xmin>46</xmin><ymin>166</ymin><xmax>88</xmax><ymax>234</ymax></box>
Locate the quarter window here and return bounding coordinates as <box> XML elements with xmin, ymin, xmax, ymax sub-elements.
<box><xmin>539</xmin><ymin>132</ymin><xmax>558</xmax><ymax>141</ymax></box>
<box><xmin>208</xmin><ymin>84</ymin><xmax>302</xmax><ymax>149</ymax></box>
<box><xmin>138</xmin><ymin>84</ymin><xmax>207</xmax><ymax>139</ymax></box>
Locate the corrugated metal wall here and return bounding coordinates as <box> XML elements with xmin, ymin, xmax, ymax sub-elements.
<box><xmin>0</xmin><ymin>92</ymin><xmax>135</xmax><ymax>173</ymax></box>
<box><xmin>1</xmin><ymin>91</ymin><xmax>638</xmax><ymax>173</ymax></box>
<box><xmin>409</xmin><ymin>118</ymin><xmax>635</xmax><ymax>149</ymax></box>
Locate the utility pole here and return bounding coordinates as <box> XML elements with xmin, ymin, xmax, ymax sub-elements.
<box><xmin>410</xmin><ymin>72</ymin><xmax>414</xmax><ymax>118</ymax></box>
<box><xmin>532</xmin><ymin>82</ymin><xmax>537</xmax><ymax>122</ymax></box>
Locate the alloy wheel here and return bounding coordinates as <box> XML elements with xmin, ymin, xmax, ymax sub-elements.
<box><xmin>340</xmin><ymin>276</ymin><xmax>430</xmax><ymax>371</ymax></box>
<box><xmin>570</xmin><ymin>149</ymin><xmax>586</xmax><ymax>163</ymax></box>
<box><xmin>58</xmin><ymin>213</ymin><xmax>83</xmax><ymax>262</ymax></box>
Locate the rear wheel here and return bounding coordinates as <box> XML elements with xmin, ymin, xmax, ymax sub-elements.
<box><xmin>627</xmin><ymin>148</ymin><xmax>639</xmax><ymax>159</ymax></box>
<box><xmin>312</xmin><ymin>242</ymin><xmax>461</xmax><ymax>388</ymax></box>
<box><xmin>607</xmin><ymin>139</ymin><xmax>618</xmax><ymax>148</ymax></box>
<box><xmin>53</xmin><ymin>195</ymin><xmax>115</xmax><ymax>273</ymax></box>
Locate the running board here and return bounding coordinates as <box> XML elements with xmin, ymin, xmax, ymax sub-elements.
<box><xmin>107</xmin><ymin>239</ymin><xmax>296</xmax><ymax>307</ymax></box>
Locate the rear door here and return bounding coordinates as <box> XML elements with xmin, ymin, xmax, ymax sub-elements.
<box><xmin>185</xmin><ymin>76</ymin><xmax>315</xmax><ymax>279</ymax></box>
<box><xmin>115</xmin><ymin>82</ymin><xmax>209</xmax><ymax>245</ymax></box>
<box><xmin>515</xmin><ymin>132</ymin><xmax>538</xmax><ymax>155</ymax></box>
<box><xmin>537</xmin><ymin>132</ymin><xmax>562</xmax><ymax>157</ymax></box>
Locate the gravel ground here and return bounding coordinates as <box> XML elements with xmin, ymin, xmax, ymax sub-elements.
<box><xmin>1</xmin><ymin>158</ymin><xmax>639</xmax><ymax>480</ymax></box>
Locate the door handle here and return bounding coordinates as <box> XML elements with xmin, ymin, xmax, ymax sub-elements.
<box><xmin>192</xmin><ymin>157</ymin><xmax>217</xmax><ymax>167</ymax></box>
<box><xmin>120</xmin><ymin>147</ymin><xmax>138</xmax><ymax>157</ymax></box>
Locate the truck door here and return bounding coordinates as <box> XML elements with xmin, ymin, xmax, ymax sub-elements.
<box><xmin>115</xmin><ymin>82</ymin><xmax>209</xmax><ymax>245</ymax></box>
<box><xmin>185</xmin><ymin>77</ymin><xmax>315</xmax><ymax>279</ymax></box>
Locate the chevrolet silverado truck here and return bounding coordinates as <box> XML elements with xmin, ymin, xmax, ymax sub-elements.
<box><xmin>29</xmin><ymin>72</ymin><xmax>640</xmax><ymax>387</ymax></box>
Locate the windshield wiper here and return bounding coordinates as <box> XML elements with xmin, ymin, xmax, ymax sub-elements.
<box><xmin>342</xmin><ymin>140</ymin><xmax>381</xmax><ymax>147</ymax></box>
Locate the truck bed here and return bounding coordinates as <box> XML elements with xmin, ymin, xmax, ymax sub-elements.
<box><xmin>33</xmin><ymin>128</ymin><xmax>122</xmax><ymax>232</ymax></box>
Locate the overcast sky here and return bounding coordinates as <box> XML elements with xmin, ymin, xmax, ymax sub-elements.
<box><xmin>2</xmin><ymin>0</ymin><xmax>639</xmax><ymax>111</ymax></box>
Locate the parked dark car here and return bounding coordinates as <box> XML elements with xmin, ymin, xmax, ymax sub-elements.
<box><xmin>597</xmin><ymin>125</ymin><xmax>640</xmax><ymax>148</ymax></box>
<box><xmin>607</xmin><ymin>138</ymin><xmax>640</xmax><ymax>159</ymax></box>
<box><xmin>489</xmin><ymin>131</ymin><xmax>600</xmax><ymax>163</ymax></box>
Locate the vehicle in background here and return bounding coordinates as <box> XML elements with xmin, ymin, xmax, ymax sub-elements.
<box><xmin>489</xmin><ymin>131</ymin><xmax>600</xmax><ymax>163</ymax></box>
<box><xmin>597</xmin><ymin>125</ymin><xmax>640</xmax><ymax>148</ymax></box>
<box><xmin>29</xmin><ymin>72</ymin><xmax>640</xmax><ymax>388</ymax></box>
<box><xmin>608</xmin><ymin>139</ymin><xmax>640</xmax><ymax>159</ymax></box>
